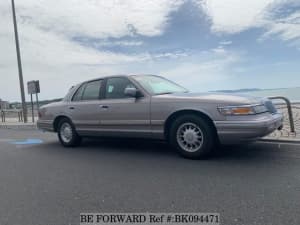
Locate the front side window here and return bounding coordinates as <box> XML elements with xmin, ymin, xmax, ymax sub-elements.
<box><xmin>81</xmin><ymin>80</ymin><xmax>102</xmax><ymax>100</ymax></box>
<box><xmin>132</xmin><ymin>75</ymin><xmax>188</xmax><ymax>95</ymax></box>
<box><xmin>105</xmin><ymin>77</ymin><xmax>135</xmax><ymax>99</ymax></box>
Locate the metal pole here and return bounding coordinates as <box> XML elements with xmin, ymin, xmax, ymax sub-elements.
<box><xmin>35</xmin><ymin>93</ymin><xmax>39</xmax><ymax>111</ymax></box>
<box><xmin>11</xmin><ymin>0</ymin><xmax>27</xmax><ymax>123</ymax></box>
<box><xmin>30</xmin><ymin>94</ymin><xmax>34</xmax><ymax>123</ymax></box>
<box><xmin>269</xmin><ymin>96</ymin><xmax>295</xmax><ymax>133</ymax></box>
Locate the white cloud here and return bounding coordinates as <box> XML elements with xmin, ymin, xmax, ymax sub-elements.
<box><xmin>219</xmin><ymin>40</ymin><xmax>232</xmax><ymax>45</ymax></box>
<box><xmin>196</xmin><ymin>0</ymin><xmax>300</xmax><ymax>46</ymax></box>
<box><xmin>14</xmin><ymin>0</ymin><xmax>184</xmax><ymax>38</ymax></box>
<box><xmin>0</xmin><ymin>17</ymin><xmax>150</xmax><ymax>100</ymax></box>
<box><xmin>197</xmin><ymin>0</ymin><xmax>274</xmax><ymax>34</ymax></box>
<box><xmin>262</xmin><ymin>11</ymin><xmax>300</xmax><ymax>43</ymax></box>
<box><xmin>1</xmin><ymin>0</ymin><xmax>298</xmax><ymax>102</ymax></box>
<box><xmin>211</xmin><ymin>46</ymin><xmax>226</xmax><ymax>55</ymax></box>
<box><xmin>152</xmin><ymin>51</ymin><xmax>189</xmax><ymax>59</ymax></box>
<box><xmin>0</xmin><ymin>0</ymin><xmax>184</xmax><ymax>101</ymax></box>
<box><xmin>109</xmin><ymin>41</ymin><xmax>144</xmax><ymax>46</ymax></box>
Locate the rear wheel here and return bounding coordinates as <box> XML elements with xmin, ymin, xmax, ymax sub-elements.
<box><xmin>57</xmin><ymin>118</ymin><xmax>81</xmax><ymax>147</ymax></box>
<box><xmin>169</xmin><ymin>114</ymin><xmax>216</xmax><ymax>159</ymax></box>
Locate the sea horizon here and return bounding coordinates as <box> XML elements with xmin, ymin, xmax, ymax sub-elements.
<box><xmin>211</xmin><ymin>87</ymin><xmax>300</xmax><ymax>102</ymax></box>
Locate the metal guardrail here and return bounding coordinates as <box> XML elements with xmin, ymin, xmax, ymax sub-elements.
<box><xmin>1</xmin><ymin>110</ymin><xmax>23</xmax><ymax>122</ymax></box>
<box><xmin>266</xmin><ymin>97</ymin><xmax>300</xmax><ymax>140</ymax></box>
<box><xmin>268</xmin><ymin>96</ymin><xmax>295</xmax><ymax>133</ymax></box>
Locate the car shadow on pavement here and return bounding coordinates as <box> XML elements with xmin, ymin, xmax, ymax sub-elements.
<box><xmin>37</xmin><ymin>137</ymin><xmax>286</xmax><ymax>163</ymax></box>
<box><xmin>81</xmin><ymin>137</ymin><xmax>175</xmax><ymax>156</ymax></box>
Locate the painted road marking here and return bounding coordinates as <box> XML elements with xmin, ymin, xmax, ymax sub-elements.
<box><xmin>10</xmin><ymin>139</ymin><xmax>43</xmax><ymax>145</ymax></box>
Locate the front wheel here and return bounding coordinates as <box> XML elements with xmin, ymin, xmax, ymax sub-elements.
<box><xmin>57</xmin><ymin>118</ymin><xmax>81</xmax><ymax>147</ymax></box>
<box><xmin>169</xmin><ymin>115</ymin><xmax>216</xmax><ymax>159</ymax></box>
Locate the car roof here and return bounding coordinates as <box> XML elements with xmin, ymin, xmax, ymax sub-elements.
<box><xmin>83</xmin><ymin>74</ymin><xmax>160</xmax><ymax>83</ymax></box>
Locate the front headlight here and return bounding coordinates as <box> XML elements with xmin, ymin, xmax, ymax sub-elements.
<box><xmin>218</xmin><ymin>104</ymin><xmax>268</xmax><ymax>116</ymax></box>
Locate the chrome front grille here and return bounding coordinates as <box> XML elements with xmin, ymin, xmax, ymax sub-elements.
<box><xmin>264</xmin><ymin>100</ymin><xmax>277</xmax><ymax>114</ymax></box>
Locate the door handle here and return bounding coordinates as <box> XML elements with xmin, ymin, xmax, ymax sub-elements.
<box><xmin>99</xmin><ymin>105</ymin><xmax>109</xmax><ymax>109</ymax></box>
<box><xmin>69</xmin><ymin>106</ymin><xmax>75</xmax><ymax>110</ymax></box>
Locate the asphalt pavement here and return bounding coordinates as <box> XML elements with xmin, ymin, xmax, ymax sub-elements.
<box><xmin>0</xmin><ymin>129</ymin><xmax>300</xmax><ymax>225</ymax></box>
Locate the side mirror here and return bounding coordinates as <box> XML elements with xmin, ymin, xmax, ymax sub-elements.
<box><xmin>124</xmin><ymin>87</ymin><xmax>138</xmax><ymax>97</ymax></box>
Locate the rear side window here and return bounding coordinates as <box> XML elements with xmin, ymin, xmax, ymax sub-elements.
<box><xmin>72</xmin><ymin>80</ymin><xmax>102</xmax><ymax>101</ymax></box>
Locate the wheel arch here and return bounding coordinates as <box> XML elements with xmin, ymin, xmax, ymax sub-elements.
<box><xmin>53</xmin><ymin>115</ymin><xmax>72</xmax><ymax>132</ymax></box>
<box><xmin>164</xmin><ymin>109</ymin><xmax>218</xmax><ymax>141</ymax></box>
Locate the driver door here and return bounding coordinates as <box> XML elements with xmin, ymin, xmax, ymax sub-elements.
<box><xmin>98</xmin><ymin>77</ymin><xmax>151</xmax><ymax>137</ymax></box>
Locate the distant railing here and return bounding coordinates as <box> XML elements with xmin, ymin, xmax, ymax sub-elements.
<box><xmin>1</xmin><ymin>109</ymin><xmax>23</xmax><ymax>122</ymax></box>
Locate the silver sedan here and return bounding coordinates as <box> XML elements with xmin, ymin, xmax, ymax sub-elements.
<box><xmin>37</xmin><ymin>75</ymin><xmax>283</xmax><ymax>158</ymax></box>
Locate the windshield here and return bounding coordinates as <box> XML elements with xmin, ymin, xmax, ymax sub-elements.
<box><xmin>132</xmin><ymin>75</ymin><xmax>188</xmax><ymax>95</ymax></box>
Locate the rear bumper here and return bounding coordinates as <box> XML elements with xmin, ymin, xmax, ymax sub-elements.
<box><xmin>215</xmin><ymin>113</ymin><xmax>283</xmax><ymax>144</ymax></box>
<box><xmin>37</xmin><ymin>120</ymin><xmax>54</xmax><ymax>132</ymax></box>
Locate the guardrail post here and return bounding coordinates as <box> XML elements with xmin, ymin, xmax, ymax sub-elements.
<box><xmin>268</xmin><ymin>96</ymin><xmax>295</xmax><ymax>133</ymax></box>
<box><xmin>1</xmin><ymin>111</ymin><xmax>5</xmax><ymax>123</ymax></box>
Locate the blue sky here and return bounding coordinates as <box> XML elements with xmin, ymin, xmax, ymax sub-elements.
<box><xmin>0</xmin><ymin>0</ymin><xmax>300</xmax><ymax>101</ymax></box>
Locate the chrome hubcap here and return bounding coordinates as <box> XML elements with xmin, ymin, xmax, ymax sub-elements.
<box><xmin>176</xmin><ymin>122</ymin><xmax>204</xmax><ymax>152</ymax></box>
<box><xmin>60</xmin><ymin>122</ymin><xmax>72</xmax><ymax>143</ymax></box>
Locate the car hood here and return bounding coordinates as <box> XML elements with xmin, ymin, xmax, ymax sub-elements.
<box><xmin>153</xmin><ymin>92</ymin><xmax>265</xmax><ymax>105</ymax></box>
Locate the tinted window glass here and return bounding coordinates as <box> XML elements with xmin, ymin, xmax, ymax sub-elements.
<box><xmin>105</xmin><ymin>77</ymin><xmax>135</xmax><ymax>99</ymax></box>
<box><xmin>81</xmin><ymin>80</ymin><xmax>102</xmax><ymax>100</ymax></box>
<box><xmin>72</xmin><ymin>84</ymin><xmax>86</xmax><ymax>101</ymax></box>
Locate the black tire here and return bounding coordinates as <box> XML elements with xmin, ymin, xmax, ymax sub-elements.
<box><xmin>169</xmin><ymin>114</ymin><xmax>216</xmax><ymax>159</ymax></box>
<box><xmin>57</xmin><ymin>118</ymin><xmax>82</xmax><ymax>147</ymax></box>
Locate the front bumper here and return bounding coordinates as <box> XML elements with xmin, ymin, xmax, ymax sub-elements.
<box><xmin>214</xmin><ymin>113</ymin><xmax>283</xmax><ymax>144</ymax></box>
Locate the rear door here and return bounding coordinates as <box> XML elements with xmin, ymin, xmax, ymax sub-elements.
<box><xmin>98</xmin><ymin>77</ymin><xmax>151</xmax><ymax>137</ymax></box>
<box><xmin>68</xmin><ymin>79</ymin><xmax>103</xmax><ymax>134</ymax></box>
